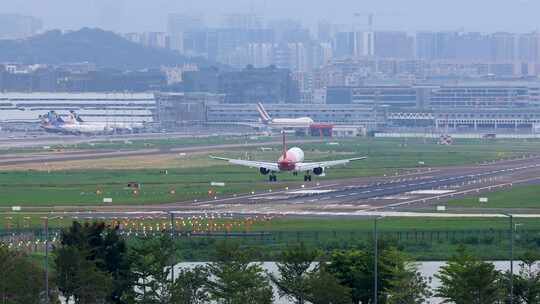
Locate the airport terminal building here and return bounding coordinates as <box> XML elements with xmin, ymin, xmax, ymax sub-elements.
<box><xmin>4</xmin><ymin>86</ymin><xmax>540</xmax><ymax>134</ymax></box>
<box><xmin>0</xmin><ymin>92</ymin><xmax>156</xmax><ymax>129</ymax></box>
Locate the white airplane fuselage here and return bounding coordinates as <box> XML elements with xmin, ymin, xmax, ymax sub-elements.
<box><xmin>256</xmin><ymin>102</ymin><xmax>314</xmax><ymax>130</ymax></box>
<box><xmin>266</xmin><ymin>118</ymin><xmax>314</xmax><ymax>129</ymax></box>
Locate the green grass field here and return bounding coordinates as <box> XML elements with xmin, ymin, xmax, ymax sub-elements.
<box><xmin>447</xmin><ymin>185</ymin><xmax>540</xmax><ymax>209</ymax></box>
<box><xmin>1</xmin><ymin>137</ymin><xmax>540</xmax><ymax>206</ymax></box>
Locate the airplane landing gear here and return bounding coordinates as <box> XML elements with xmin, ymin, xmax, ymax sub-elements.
<box><xmin>269</xmin><ymin>174</ymin><xmax>277</xmax><ymax>182</ymax></box>
<box><xmin>303</xmin><ymin>173</ymin><xmax>312</xmax><ymax>182</ymax></box>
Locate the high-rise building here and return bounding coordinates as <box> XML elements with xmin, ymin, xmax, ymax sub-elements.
<box><xmin>415</xmin><ymin>31</ymin><xmax>458</xmax><ymax>60</ymax></box>
<box><xmin>518</xmin><ymin>32</ymin><xmax>540</xmax><ymax>62</ymax></box>
<box><xmin>267</xmin><ymin>19</ymin><xmax>304</xmax><ymax>41</ymax></box>
<box><xmin>490</xmin><ymin>32</ymin><xmax>517</xmax><ymax>62</ymax></box>
<box><xmin>317</xmin><ymin>21</ymin><xmax>333</xmax><ymax>42</ymax></box>
<box><xmin>0</xmin><ymin>14</ymin><xmax>42</xmax><ymax>39</ymax></box>
<box><xmin>219</xmin><ymin>65</ymin><xmax>300</xmax><ymax>103</ymax></box>
<box><xmin>353</xmin><ymin>31</ymin><xmax>375</xmax><ymax>58</ymax></box>
<box><xmin>167</xmin><ymin>14</ymin><xmax>205</xmax><ymax>53</ymax></box>
<box><xmin>334</xmin><ymin>32</ymin><xmax>356</xmax><ymax>58</ymax></box>
<box><xmin>454</xmin><ymin>32</ymin><xmax>491</xmax><ymax>61</ymax></box>
<box><xmin>287</xmin><ymin>42</ymin><xmax>310</xmax><ymax>72</ymax></box>
<box><xmin>123</xmin><ymin>32</ymin><xmax>169</xmax><ymax>49</ymax></box>
<box><xmin>143</xmin><ymin>32</ymin><xmax>169</xmax><ymax>49</ymax></box>
<box><xmin>374</xmin><ymin>31</ymin><xmax>414</xmax><ymax>59</ymax></box>
<box><xmin>312</xmin><ymin>42</ymin><xmax>333</xmax><ymax>68</ymax></box>
<box><xmin>222</xmin><ymin>14</ymin><xmax>263</xmax><ymax>30</ymax></box>
<box><xmin>183</xmin><ymin>30</ymin><xmax>212</xmax><ymax>57</ymax></box>
<box><xmin>246</xmin><ymin>43</ymin><xmax>274</xmax><ymax>68</ymax></box>
<box><xmin>415</xmin><ymin>32</ymin><xmax>437</xmax><ymax>60</ymax></box>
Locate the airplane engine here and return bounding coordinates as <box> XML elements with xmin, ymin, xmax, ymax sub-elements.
<box><xmin>313</xmin><ymin>167</ymin><xmax>324</xmax><ymax>176</ymax></box>
<box><xmin>259</xmin><ymin>167</ymin><xmax>271</xmax><ymax>175</ymax></box>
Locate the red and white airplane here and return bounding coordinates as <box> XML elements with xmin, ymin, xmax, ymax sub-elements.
<box><xmin>211</xmin><ymin>133</ymin><xmax>366</xmax><ymax>182</ymax></box>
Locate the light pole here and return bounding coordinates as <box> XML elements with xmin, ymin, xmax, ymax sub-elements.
<box><xmin>168</xmin><ymin>212</ymin><xmax>176</xmax><ymax>285</ymax></box>
<box><xmin>43</xmin><ymin>215</ymin><xmax>61</xmax><ymax>304</ymax></box>
<box><xmin>374</xmin><ymin>216</ymin><xmax>385</xmax><ymax>304</ymax></box>
<box><xmin>503</xmin><ymin>213</ymin><xmax>514</xmax><ymax>304</ymax></box>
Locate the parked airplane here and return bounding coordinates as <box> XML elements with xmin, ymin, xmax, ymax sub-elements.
<box><xmin>68</xmin><ymin>111</ymin><xmax>144</xmax><ymax>133</ymax></box>
<box><xmin>256</xmin><ymin>102</ymin><xmax>314</xmax><ymax>129</ymax></box>
<box><xmin>39</xmin><ymin>111</ymin><xmax>143</xmax><ymax>135</ymax></box>
<box><xmin>211</xmin><ymin>133</ymin><xmax>366</xmax><ymax>182</ymax></box>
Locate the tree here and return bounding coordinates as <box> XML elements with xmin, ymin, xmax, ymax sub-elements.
<box><xmin>326</xmin><ymin>249</ymin><xmax>370</xmax><ymax>304</ymax></box>
<box><xmin>54</xmin><ymin>221</ymin><xmax>132</xmax><ymax>304</ymax></box>
<box><xmin>0</xmin><ymin>244</ymin><xmax>57</xmax><ymax>304</ymax></box>
<box><xmin>502</xmin><ymin>251</ymin><xmax>540</xmax><ymax>304</ymax></box>
<box><xmin>55</xmin><ymin>245</ymin><xmax>112</xmax><ymax>304</ymax></box>
<box><xmin>269</xmin><ymin>243</ymin><xmax>319</xmax><ymax>304</ymax></box>
<box><xmin>327</xmin><ymin>245</ymin><xmax>409</xmax><ymax>304</ymax></box>
<box><xmin>206</xmin><ymin>242</ymin><xmax>273</xmax><ymax>304</ymax></box>
<box><xmin>435</xmin><ymin>247</ymin><xmax>503</xmax><ymax>304</ymax></box>
<box><xmin>385</xmin><ymin>262</ymin><xmax>432</xmax><ymax>304</ymax></box>
<box><xmin>304</xmin><ymin>265</ymin><xmax>351</xmax><ymax>304</ymax></box>
<box><xmin>171</xmin><ymin>266</ymin><xmax>210</xmax><ymax>304</ymax></box>
<box><xmin>129</xmin><ymin>236</ymin><xmax>176</xmax><ymax>304</ymax></box>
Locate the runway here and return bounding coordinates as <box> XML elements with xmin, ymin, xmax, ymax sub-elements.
<box><xmin>38</xmin><ymin>154</ymin><xmax>540</xmax><ymax>218</ymax></box>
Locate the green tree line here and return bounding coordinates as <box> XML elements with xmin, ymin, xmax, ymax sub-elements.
<box><xmin>1</xmin><ymin>221</ymin><xmax>540</xmax><ymax>303</ymax></box>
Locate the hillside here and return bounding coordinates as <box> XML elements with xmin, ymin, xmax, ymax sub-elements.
<box><xmin>0</xmin><ymin>28</ymin><xmax>212</xmax><ymax>69</ymax></box>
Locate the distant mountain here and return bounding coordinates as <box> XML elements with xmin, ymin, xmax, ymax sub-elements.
<box><xmin>0</xmin><ymin>28</ymin><xmax>214</xmax><ymax>69</ymax></box>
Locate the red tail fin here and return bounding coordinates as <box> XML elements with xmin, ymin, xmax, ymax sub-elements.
<box><xmin>257</xmin><ymin>102</ymin><xmax>271</xmax><ymax>123</ymax></box>
<box><xmin>282</xmin><ymin>131</ymin><xmax>287</xmax><ymax>159</ymax></box>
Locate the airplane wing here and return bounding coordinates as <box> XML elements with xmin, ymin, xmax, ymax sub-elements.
<box><xmin>295</xmin><ymin>157</ymin><xmax>367</xmax><ymax>172</ymax></box>
<box><xmin>210</xmin><ymin>156</ymin><xmax>280</xmax><ymax>172</ymax></box>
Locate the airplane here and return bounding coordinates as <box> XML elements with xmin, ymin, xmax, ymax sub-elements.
<box><xmin>256</xmin><ymin>102</ymin><xmax>314</xmax><ymax>129</ymax></box>
<box><xmin>39</xmin><ymin>111</ymin><xmax>143</xmax><ymax>135</ymax></box>
<box><xmin>68</xmin><ymin>111</ymin><xmax>144</xmax><ymax>133</ymax></box>
<box><xmin>39</xmin><ymin>111</ymin><xmax>112</xmax><ymax>135</ymax></box>
<box><xmin>210</xmin><ymin>133</ymin><xmax>366</xmax><ymax>182</ymax></box>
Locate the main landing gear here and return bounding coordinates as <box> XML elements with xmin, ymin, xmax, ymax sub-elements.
<box><xmin>269</xmin><ymin>174</ymin><xmax>277</xmax><ymax>182</ymax></box>
<box><xmin>303</xmin><ymin>172</ymin><xmax>312</xmax><ymax>182</ymax></box>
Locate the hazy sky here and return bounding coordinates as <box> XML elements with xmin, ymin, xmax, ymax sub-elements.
<box><xmin>2</xmin><ymin>0</ymin><xmax>540</xmax><ymax>33</ymax></box>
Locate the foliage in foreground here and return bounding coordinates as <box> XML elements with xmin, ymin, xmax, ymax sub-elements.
<box><xmin>0</xmin><ymin>245</ymin><xmax>58</xmax><ymax>304</ymax></box>
<box><xmin>7</xmin><ymin>221</ymin><xmax>540</xmax><ymax>303</ymax></box>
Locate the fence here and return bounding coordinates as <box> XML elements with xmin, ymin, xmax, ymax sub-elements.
<box><xmin>2</xmin><ymin>227</ymin><xmax>539</xmax><ymax>261</ymax></box>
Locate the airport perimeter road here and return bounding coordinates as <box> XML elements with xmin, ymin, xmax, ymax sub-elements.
<box><xmin>0</xmin><ymin>138</ymin><xmax>323</xmax><ymax>167</ymax></box>
<box><xmin>44</xmin><ymin>155</ymin><xmax>540</xmax><ymax>217</ymax></box>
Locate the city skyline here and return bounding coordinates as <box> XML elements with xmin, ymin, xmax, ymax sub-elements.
<box><xmin>3</xmin><ymin>0</ymin><xmax>540</xmax><ymax>33</ymax></box>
